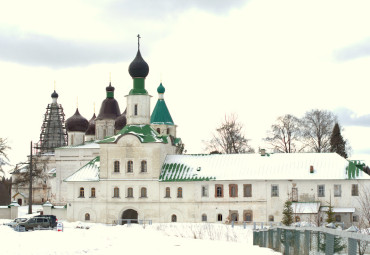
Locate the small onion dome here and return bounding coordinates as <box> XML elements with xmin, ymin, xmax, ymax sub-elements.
<box><xmin>115</xmin><ymin>109</ymin><xmax>127</xmax><ymax>130</ymax></box>
<box><xmin>85</xmin><ymin>113</ymin><xmax>96</xmax><ymax>135</ymax></box>
<box><xmin>128</xmin><ymin>50</ymin><xmax>149</xmax><ymax>78</ymax></box>
<box><xmin>66</xmin><ymin>108</ymin><xmax>89</xmax><ymax>132</ymax></box>
<box><xmin>106</xmin><ymin>82</ymin><xmax>114</xmax><ymax>92</ymax></box>
<box><xmin>51</xmin><ymin>90</ymin><xmax>59</xmax><ymax>98</ymax></box>
<box><xmin>157</xmin><ymin>83</ymin><xmax>165</xmax><ymax>94</ymax></box>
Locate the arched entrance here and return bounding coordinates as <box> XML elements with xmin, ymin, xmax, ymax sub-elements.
<box><xmin>121</xmin><ymin>209</ymin><xmax>138</xmax><ymax>224</ymax></box>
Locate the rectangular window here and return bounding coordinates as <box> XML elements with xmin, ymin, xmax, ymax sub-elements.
<box><xmin>201</xmin><ymin>186</ymin><xmax>208</xmax><ymax>197</ymax></box>
<box><xmin>215</xmin><ymin>184</ymin><xmax>223</xmax><ymax>198</ymax></box>
<box><xmin>165</xmin><ymin>187</ymin><xmax>171</xmax><ymax>198</ymax></box>
<box><xmin>353</xmin><ymin>215</ymin><xmax>359</xmax><ymax>222</ymax></box>
<box><xmin>334</xmin><ymin>184</ymin><xmax>341</xmax><ymax>197</ymax></box>
<box><xmin>352</xmin><ymin>184</ymin><xmax>359</xmax><ymax>196</ymax></box>
<box><xmin>243</xmin><ymin>184</ymin><xmax>252</xmax><ymax>197</ymax></box>
<box><xmin>127</xmin><ymin>188</ymin><xmax>133</xmax><ymax>198</ymax></box>
<box><xmin>134</xmin><ymin>104</ymin><xmax>138</xmax><ymax>115</ymax></box>
<box><xmin>271</xmin><ymin>185</ymin><xmax>279</xmax><ymax>197</ymax></box>
<box><xmin>229</xmin><ymin>184</ymin><xmax>238</xmax><ymax>197</ymax></box>
<box><xmin>318</xmin><ymin>185</ymin><xmax>325</xmax><ymax>197</ymax></box>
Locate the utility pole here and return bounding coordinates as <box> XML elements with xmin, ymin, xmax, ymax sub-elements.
<box><xmin>28</xmin><ymin>141</ymin><xmax>33</xmax><ymax>214</ymax></box>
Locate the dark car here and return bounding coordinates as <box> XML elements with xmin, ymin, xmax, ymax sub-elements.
<box><xmin>35</xmin><ymin>215</ymin><xmax>58</xmax><ymax>228</ymax></box>
<box><xmin>17</xmin><ymin>217</ymin><xmax>51</xmax><ymax>231</ymax></box>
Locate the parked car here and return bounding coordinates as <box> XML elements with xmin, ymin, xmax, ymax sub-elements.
<box><xmin>35</xmin><ymin>215</ymin><xmax>58</xmax><ymax>228</ymax></box>
<box><xmin>4</xmin><ymin>218</ymin><xmax>27</xmax><ymax>227</ymax></box>
<box><xmin>17</xmin><ymin>217</ymin><xmax>51</xmax><ymax>231</ymax></box>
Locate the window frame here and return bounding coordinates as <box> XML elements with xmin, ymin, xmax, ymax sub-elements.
<box><xmin>318</xmin><ymin>184</ymin><xmax>325</xmax><ymax>197</ymax></box>
<box><xmin>127</xmin><ymin>160</ymin><xmax>133</xmax><ymax>173</ymax></box>
<box><xmin>229</xmin><ymin>184</ymin><xmax>238</xmax><ymax>198</ymax></box>
<box><xmin>217</xmin><ymin>214</ymin><xmax>223</xmax><ymax>222</ymax></box>
<box><xmin>79</xmin><ymin>187</ymin><xmax>85</xmax><ymax>198</ymax></box>
<box><xmin>352</xmin><ymin>184</ymin><xmax>359</xmax><ymax>196</ymax></box>
<box><xmin>215</xmin><ymin>184</ymin><xmax>224</xmax><ymax>198</ymax></box>
<box><xmin>177</xmin><ymin>187</ymin><xmax>183</xmax><ymax>198</ymax></box>
<box><xmin>126</xmin><ymin>187</ymin><xmax>133</xmax><ymax>198</ymax></box>
<box><xmin>201</xmin><ymin>185</ymin><xmax>208</xmax><ymax>197</ymax></box>
<box><xmin>271</xmin><ymin>184</ymin><xmax>279</xmax><ymax>197</ymax></box>
<box><xmin>114</xmin><ymin>160</ymin><xmax>120</xmax><ymax>173</ymax></box>
<box><xmin>140</xmin><ymin>160</ymin><xmax>147</xmax><ymax>173</ymax></box>
<box><xmin>165</xmin><ymin>187</ymin><xmax>171</xmax><ymax>198</ymax></box>
<box><xmin>90</xmin><ymin>187</ymin><xmax>96</xmax><ymax>198</ymax></box>
<box><xmin>201</xmin><ymin>214</ymin><xmax>207</xmax><ymax>222</ymax></box>
<box><xmin>243</xmin><ymin>184</ymin><xmax>252</xmax><ymax>197</ymax></box>
<box><xmin>334</xmin><ymin>184</ymin><xmax>341</xmax><ymax>197</ymax></box>
<box><xmin>113</xmin><ymin>187</ymin><xmax>120</xmax><ymax>198</ymax></box>
<box><xmin>140</xmin><ymin>187</ymin><xmax>147</xmax><ymax>198</ymax></box>
<box><xmin>85</xmin><ymin>213</ymin><xmax>90</xmax><ymax>221</ymax></box>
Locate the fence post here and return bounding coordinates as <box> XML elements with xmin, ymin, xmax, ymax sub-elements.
<box><xmin>284</xmin><ymin>229</ymin><xmax>290</xmax><ymax>255</ymax></box>
<box><xmin>325</xmin><ymin>233</ymin><xmax>334</xmax><ymax>255</ymax></box>
<box><xmin>276</xmin><ymin>228</ymin><xmax>281</xmax><ymax>252</ymax></box>
<box><xmin>268</xmin><ymin>229</ymin><xmax>273</xmax><ymax>248</ymax></box>
<box><xmin>253</xmin><ymin>222</ymin><xmax>256</xmax><ymax>230</ymax></box>
<box><xmin>231</xmin><ymin>221</ymin><xmax>234</xmax><ymax>228</ymax></box>
<box><xmin>304</xmin><ymin>230</ymin><xmax>310</xmax><ymax>255</ymax></box>
<box><xmin>243</xmin><ymin>221</ymin><xmax>246</xmax><ymax>229</ymax></box>
<box><xmin>263</xmin><ymin>230</ymin><xmax>268</xmax><ymax>247</ymax></box>
<box><xmin>294</xmin><ymin>230</ymin><xmax>300</xmax><ymax>255</ymax></box>
<box><xmin>347</xmin><ymin>238</ymin><xmax>357</xmax><ymax>255</ymax></box>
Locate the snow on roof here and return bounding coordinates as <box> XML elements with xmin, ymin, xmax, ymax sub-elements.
<box><xmin>320</xmin><ymin>207</ymin><xmax>356</xmax><ymax>213</ymax></box>
<box><xmin>57</xmin><ymin>140</ymin><xmax>100</xmax><ymax>150</ymax></box>
<box><xmin>292</xmin><ymin>202</ymin><xmax>320</xmax><ymax>214</ymax></box>
<box><xmin>48</xmin><ymin>168</ymin><xmax>56</xmax><ymax>174</ymax></box>
<box><xmin>64</xmin><ymin>156</ymin><xmax>100</xmax><ymax>182</ymax></box>
<box><xmin>159</xmin><ymin>153</ymin><xmax>370</xmax><ymax>181</ymax></box>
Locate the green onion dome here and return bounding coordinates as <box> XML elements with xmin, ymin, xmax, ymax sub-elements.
<box><xmin>157</xmin><ymin>83</ymin><xmax>165</xmax><ymax>94</ymax></box>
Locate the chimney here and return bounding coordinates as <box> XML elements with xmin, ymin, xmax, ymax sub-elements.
<box><xmin>310</xmin><ymin>165</ymin><xmax>314</xmax><ymax>173</ymax></box>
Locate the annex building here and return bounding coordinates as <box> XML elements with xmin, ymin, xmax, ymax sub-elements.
<box><xmin>11</xmin><ymin>38</ymin><xmax>370</xmax><ymax>227</ymax></box>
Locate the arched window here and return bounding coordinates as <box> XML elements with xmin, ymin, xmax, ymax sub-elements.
<box><xmin>141</xmin><ymin>160</ymin><xmax>147</xmax><ymax>173</ymax></box>
<box><xmin>269</xmin><ymin>215</ymin><xmax>274</xmax><ymax>222</ymax></box>
<box><xmin>231</xmin><ymin>213</ymin><xmax>238</xmax><ymax>222</ymax></box>
<box><xmin>140</xmin><ymin>187</ymin><xmax>147</xmax><ymax>198</ymax></box>
<box><xmin>127</xmin><ymin>187</ymin><xmax>133</xmax><ymax>198</ymax></box>
<box><xmin>177</xmin><ymin>187</ymin><xmax>183</xmax><ymax>198</ymax></box>
<box><xmin>127</xmin><ymin>161</ymin><xmax>133</xmax><ymax>173</ymax></box>
<box><xmin>134</xmin><ymin>104</ymin><xmax>138</xmax><ymax>115</ymax></box>
<box><xmin>295</xmin><ymin>216</ymin><xmax>300</xmax><ymax>222</ymax></box>
<box><xmin>165</xmin><ymin>187</ymin><xmax>171</xmax><ymax>198</ymax></box>
<box><xmin>171</xmin><ymin>214</ymin><xmax>177</xmax><ymax>222</ymax></box>
<box><xmin>156</xmin><ymin>128</ymin><xmax>160</xmax><ymax>134</ymax></box>
<box><xmin>91</xmin><ymin>187</ymin><xmax>96</xmax><ymax>198</ymax></box>
<box><xmin>113</xmin><ymin>187</ymin><xmax>120</xmax><ymax>198</ymax></box>
<box><xmin>114</xmin><ymin>161</ymin><xmax>120</xmax><ymax>173</ymax></box>
<box><xmin>217</xmin><ymin>214</ymin><xmax>223</xmax><ymax>222</ymax></box>
<box><xmin>244</xmin><ymin>211</ymin><xmax>253</xmax><ymax>222</ymax></box>
<box><xmin>79</xmin><ymin>187</ymin><xmax>84</xmax><ymax>198</ymax></box>
<box><xmin>202</xmin><ymin>214</ymin><xmax>207</xmax><ymax>222</ymax></box>
<box><xmin>167</xmin><ymin>128</ymin><xmax>170</xmax><ymax>134</ymax></box>
<box><xmin>85</xmin><ymin>213</ymin><xmax>90</xmax><ymax>221</ymax></box>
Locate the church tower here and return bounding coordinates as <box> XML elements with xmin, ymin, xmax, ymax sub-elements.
<box><xmin>151</xmin><ymin>83</ymin><xmax>177</xmax><ymax>137</ymax></box>
<box><xmin>37</xmin><ymin>89</ymin><xmax>68</xmax><ymax>153</ymax></box>
<box><xmin>126</xmin><ymin>35</ymin><xmax>151</xmax><ymax>125</ymax></box>
<box><xmin>95</xmin><ymin>82</ymin><xmax>121</xmax><ymax>140</ymax></box>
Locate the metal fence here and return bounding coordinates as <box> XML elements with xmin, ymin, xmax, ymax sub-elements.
<box><xmin>253</xmin><ymin>226</ymin><xmax>370</xmax><ymax>255</ymax></box>
<box><xmin>112</xmin><ymin>219</ymin><xmax>152</xmax><ymax>226</ymax></box>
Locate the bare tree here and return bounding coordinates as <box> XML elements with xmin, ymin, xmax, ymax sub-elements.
<box><xmin>204</xmin><ymin>114</ymin><xmax>254</xmax><ymax>154</ymax></box>
<box><xmin>265</xmin><ymin>114</ymin><xmax>302</xmax><ymax>153</ymax></box>
<box><xmin>300</xmin><ymin>109</ymin><xmax>337</xmax><ymax>152</ymax></box>
<box><xmin>0</xmin><ymin>138</ymin><xmax>11</xmax><ymax>176</ymax></box>
<box><xmin>357</xmin><ymin>183</ymin><xmax>370</xmax><ymax>255</ymax></box>
<box><xmin>12</xmin><ymin>155</ymin><xmax>49</xmax><ymax>187</ymax></box>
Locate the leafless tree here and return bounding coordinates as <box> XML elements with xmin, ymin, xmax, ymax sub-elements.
<box><xmin>357</xmin><ymin>183</ymin><xmax>370</xmax><ymax>254</ymax></box>
<box><xmin>204</xmin><ymin>114</ymin><xmax>254</xmax><ymax>154</ymax></box>
<box><xmin>300</xmin><ymin>109</ymin><xmax>337</xmax><ymax>152</ymax></box>
<box><xmin>265</xmin><ymin>114</ymin><xmax>302</xmax><ymax>153</ymax></box>
<box><xmin>0</xmin><ymin>138</ymin><xmax>11</xmax><ymax>176</ymax></box>
<box><xmin>12</xmin><ymin>155</ymin><xmax>49</xmax><ymax>187</ymax></box>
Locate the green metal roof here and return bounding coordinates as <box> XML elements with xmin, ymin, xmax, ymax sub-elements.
<box><xmin>98</xmin><ymin>124</ymin><xmax>169</xmax><ymax>144</ymax></box>
<box><xmin>151</xmin><ymin>99</ymin><xmax>174</xmax><ymax>125</ymax></box>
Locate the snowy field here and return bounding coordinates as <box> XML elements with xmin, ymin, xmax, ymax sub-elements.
<box><xmin>0</xmin><ymin>206</ymin><xmax>279</xmax><ymax>255</ymax></box>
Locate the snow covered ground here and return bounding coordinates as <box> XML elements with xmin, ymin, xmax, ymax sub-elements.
<box><xmin>0</xmin><ymin>206</ymin><xmax>280</xmax><ymax>255</ymax></box>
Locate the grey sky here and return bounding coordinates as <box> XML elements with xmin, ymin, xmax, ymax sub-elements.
<box><xmin>335</xmin><ymin>108</ymin><xmax>370</xmax><ymax>127</ymax></box>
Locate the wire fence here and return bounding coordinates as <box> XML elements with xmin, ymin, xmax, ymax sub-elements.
<box><xmin>253</xmin><ymin>226</ymin><xmax>370</xmax><ymax>255</ymax></box>
<box><xmin>112</xmin><ymin>219</ymin><xmax>152</xmax><ymax>226</ymax></box>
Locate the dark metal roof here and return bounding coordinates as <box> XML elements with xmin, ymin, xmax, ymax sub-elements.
<box><xmin>96</xmin><ymin>98</ymin><xmax>121</xmax><ymax>120</ymax></box>
<box><xmin>66</xmin><ymin>109</ymin><xmax>89</xmax><ymax>132</ymax></box>
<box><xmin>85</xmin><ymin>113</ymin><xmax>96</xmax><ymax>135</ymax></box>
<box><xmin>115</xmin><ymin>109</ymin><xmax>127</xmax><ymax>131</ymax></box>
<box><xmin>51</xmin><ymin>90</ymin><xmax>58</xmax><ymax>98</ymax></box>
<box><xmin>128</xmin><ymin>50</ymin><xmax>149</xmax><ymax>78</ymax></box>
<box><xmin>106</xmin><ymin>82</ymin><xmax>114</xmax><ymax>92</ymax></box>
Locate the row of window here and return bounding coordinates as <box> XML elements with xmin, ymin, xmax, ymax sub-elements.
<box><xmin>113</xmin><ymin>160</ymin><xmax>147</xmax><ymax>173</ymax></box>
<box><xmin>78</xmin><ymin>184</ymin><xmax>360</xmax><ymax>199</ymax></box>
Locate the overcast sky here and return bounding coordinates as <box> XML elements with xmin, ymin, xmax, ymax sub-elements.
<box><xmin>1</xmin><ymin>0</ymin><xmax>370</xmax><ymax>174</ymax></box>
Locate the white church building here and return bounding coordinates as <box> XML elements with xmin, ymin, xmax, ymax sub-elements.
<box><xmin>12</xmin><ymin>37</ymin><xmax>370</xmax><ymax>227</ymax></box>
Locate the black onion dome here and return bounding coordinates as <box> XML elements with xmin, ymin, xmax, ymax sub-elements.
<box><xmin>128</xmin><ymin>50</ymin><xmax>149</xmax><ymax>78</ymax></box>
<box><xmin>85</xmin><ymin>113</ymin><xmax>96</xmax><ymax>135</ymax></box>
<box><xmin>51</xmin><ymin>90</ymin><xmax>58</xmax><ymax>98</ymax></box>
<box><xmin>115</xmin><ymin>109</ymin><xmax>127</xmax><ymax>130</ymax></box>
<box><xmin>66</xmin><ymin>109</ymin><xmax>89</xmax><ymax>132</ymax></box>
<box><xmin>106</xmin><ymin>82</ymin><xmax>114</xmax><ymax>92</ymax></box>
<box><xmin>96</xmin><ymin>98</ymin><xmax>121</xmax><ymax>120</ymax></box>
